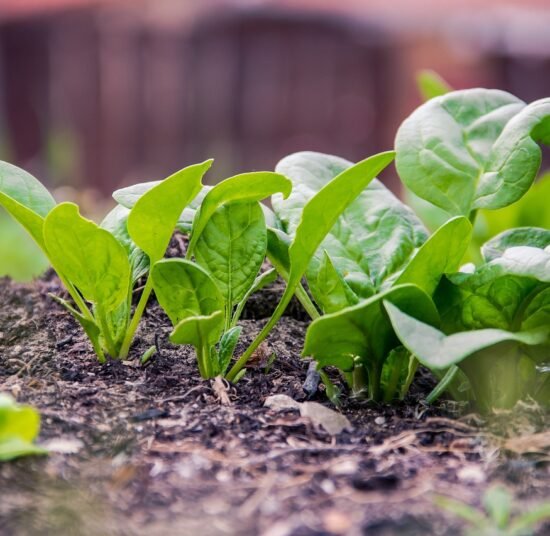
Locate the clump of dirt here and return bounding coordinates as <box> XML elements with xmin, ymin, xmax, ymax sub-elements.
<box><xmin>0</xmin><ymin>275</ymin><xmax>548</xmax><ymax>536</ymax></box>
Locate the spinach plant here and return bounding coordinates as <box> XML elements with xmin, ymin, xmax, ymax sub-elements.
<box><xmin>270</xmin><ymin>151</ymin><xmax>472</xmax><ymax>401</ymax></box>
<box><xmin>0</xmin><ymin>159</ymin><xmax>211</xmax><ymax>361</ymax></box>
<box><xmin>386</xmin><ymin>228</ymin><xmax>550</xmax><ymax>411</ymax></box>
<box><xmin>0</xmin><ymin>394</ymin><xmax>46</xmax><ymax>461</ymax></box>
<box><xmin>389</xmin><ymin>85</ymin><xmax>550</xmax><ymax>410</ymax></box>
<box><xmin>149</xmin><ymin>171</ymin><xmax>291</xmax><ymax>378</ymax></box>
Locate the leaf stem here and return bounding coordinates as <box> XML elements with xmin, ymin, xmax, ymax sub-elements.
<box><xmin>59</xmin><ymin>274</ymin><xmax>94</xmax><ymax>321</ymax></box>
<box><xmin>426</xmin><ymin>365</ymin><xmax>459</xmax><ymax>404</ymax></box>
<box><xmin>295</xmin><ymin>284</ymin><xmax>321</xmax><ymax>319</ymax></box>
<box><xmin>118</xmin><ymin>276</ymin><xmax>154</xmax><ymax>359</ymax></box>
<box><xmin>96</xmin><ymin>304</ymin><xmax>118</xmax><ymax>357</ymax></box>
<box><xmin>226</xmin><ymin>284</ymin><xmax>293</xmax><ymax>381</ymax></box>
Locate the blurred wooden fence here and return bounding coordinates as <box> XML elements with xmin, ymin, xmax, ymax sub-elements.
<box><xmin>0</xmin><ymin>6</ymin><xmax>395</xmax><ymax>193</ymax></box>
<box><xmin>1</xmin><ymin>4</ymin><xmax>549</xmax><ymax>194</ymax></box>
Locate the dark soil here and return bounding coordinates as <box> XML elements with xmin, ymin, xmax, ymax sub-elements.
<box><xmin>0</xmin><ymin>271</ymin><xmax>549</xmax><ymax>536</ymax></box>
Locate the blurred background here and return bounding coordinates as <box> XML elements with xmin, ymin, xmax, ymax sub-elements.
<box><xmin>1</xmin><ymin>0</ymin><xmax>550</xmax><ymax>279</ymax></box>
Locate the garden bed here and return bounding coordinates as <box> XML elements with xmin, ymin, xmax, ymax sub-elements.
<box><xmin>1</xmin><ymin>273</ymin><xmax>548</xmax><ymax>536</ymax></box>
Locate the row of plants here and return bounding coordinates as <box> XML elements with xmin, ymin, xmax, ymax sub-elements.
<box><xmin>1</xmin><ymin>79</ymin><xmax>549</xmax><ymax>461</ymax></box>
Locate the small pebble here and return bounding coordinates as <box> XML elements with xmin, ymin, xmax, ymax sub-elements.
<box><xmin>374</xmin><ymin>416</ymin><xmax>386</xmax><ymax>425</ymax></box>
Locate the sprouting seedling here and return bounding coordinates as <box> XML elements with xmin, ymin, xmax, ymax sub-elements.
<box><xmin>0</xmin><ymin>159</ymin><xmax>211</xmax><ymax>361</ymax></box>
<box><xmin>0</xmin><ymin>393</ymin><xmax>47</xmax><ymax>461</ymax></box>
<box><xmin>434</xmin><ymin>484</ymin><xmax>550</xmax><ymax>536</ymax></box>
<box><xmin>150</xmin><ymin>171</ymin><xmax>291</xmax><ymax>378</ymax></box>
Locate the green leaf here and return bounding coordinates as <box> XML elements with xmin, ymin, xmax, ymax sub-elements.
<box><xmin>274</xmin><ymin>151</ymin><xmax>426</xmax><ymax>297</ymax></box>
<box><xmin>114</xmin><ymin>183</ymin><xmax>212</xmax><ymax>233</ymax></box>
<box><xmin>394</xmin><ymin>216</ymin><xmax>472</xmax><ymax>295</ymax></box>
<box><xmin>128</xmin><ymin>160</ymin><xmax>212</xmax><ymax>263</ymax></box>
<box><xmin>395</xmin><ymin>89</ymin><xmax>526</xmax><ymax>216</ymax></box>
<box><xmin>386</xmin><ymin>301</ymin><xmax>549</xmax><ymax>410</ymax></box>
<box><xmin>474</xmin><ymin>172</ymin><xmax>550</xmax><ymax>249</ymax></box>
<box><xmin>152</xmin><ymin>258</ymin><xmax>224</xmax><ymax>325</ymax></box>
<box><xmin>416</xmin><ymin>69</ymin><xmax>452</xmax><ymax>101</ymax></box>
<box><xmin>0</xmin><ymin>161</ymin><xmax>56</xmax><ymax>249</ymax></box>
<box><xmin>0</xmin><ymin>394</ymin><xmax>46</xmax><ymax>461</ymax></box>
<box><xmin>170</xmin><ymin>311</ymin><xmax>225</xmax><ymax>348</ymax></box>
<box><xmin>170</xmin><ymin>311</ymin><xmax>225</xmax><ymax>378</ymax></box>
<box><xmin>475</xmin><ymin>98</ymin><xmax>550</xmax><ymax>210</ymax></box>
<box><xmin>194</xmin><ymin>202</ymin><xmax>267</xmax><ymax>306</ymax></box>
<box><xmin>385</xmin><ymin>301</ymin><xmax>549</xmax><ymax>370</ymax></box>
<box><xmin>310</xmin><ymin>250</ymin><xmax>359</xmax><ymax>314</ymax></box>
<box><xmin>482</xmin><ymin>227</ymin><xmax>550</xmax><ymax>262</ymax></box>
<box><xmin>43</xmin><ymin>203</ymin><xmax>130</xmax><ymax>311</ymax></box>
<box><xmin>187</xmin><ymin>171</ymin><xmax>291</xmax><ymax>257</ymax></box>
<box><xmin>101</xmin><ymin>205</ymin><xmax>149</xmax><ymax>282</ymax></box>
<box><xmin>303</xmin><ymin>284</ymin><xmax>438</xmax><ymax>372</ymax></box>
<box><xmin>491</xmin><ymin>245</ymin><xmax>550</xmax><ymax>283</ymax></box>
<box><xmin>218</xmin><ymin>326</ymin><xmax>242</xmax><ymax>374</ymax></box>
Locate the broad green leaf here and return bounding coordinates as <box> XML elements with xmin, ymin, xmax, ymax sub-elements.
<box><xmin>394</xmin><ymin>216</ymin><xmax>472</xmax><ymax>295</ymax></box>
<box><xmin>43</xmin><ymin>203</ymin><xmax>130</xmax><ymax>311</ymax></box>
<box><xmin>437</xmin><ymin>268</ymin><xmax>547</xmax><ymax>333</ymax></box>
<box><xmin>416</xmin><ymin>69</ymin><xmax>452</xmax><ymax>101</ymax></box>
<box><xmin>310</xmin><ymin>250</ymin><xmax>359</xmax><ymax>314</ymax></box>
<box><xmin>115</xmin><ymin>183</ymin><xmax>212</xmax><ymax>233</ymax></box>
<box><xmin>475</xmin><ymin>98</ymin><xmax>550</xmax><ymax>210</ymax></box>
<box><xmin>187</xmin><ymin>171</ymin><xmax>291</xmax><ymax>257</ymax></box>
<box><xmin>303</xmin><ymin>284</ymin><xmax>438</xmax><ymax>373</ymax></box>
<box><xmin>491</xmin><ymin>246</ymin><xmax>550</xmax><ymax>283</ymax></box>
<box><xmin>195</xmin><ymin>202</ymin><xmax>267</xmax><ymax>306</ymax></box>
<box><xmin>0</xmin><ymin>394</ymin><xmax>41</xmax><ymax>442</ymax></box>
<box><xmin>483</xmin><ymin>227</ymin><xmax>550</xmax><ymax>262</ymax></box>
<box><xmin>386</xmin><ymin>301</ymin><xmax>548</xmax><ymax>410</ymax></box>
<box><xmin>475</xmin><ymin>172</ymin><xmax>550</xmax><ymax>246</ymax></box>
<box><xmin>101</xmin><ymin>205</ymin><xmax>149</xmax><ymax>282</ymax></box>
<box><xmin>152</xmin><ymin>259</ymin><xmax>224</xmax><ymax>325</ymax></box>
<box><xmin>0</xmin><ymin>394</ymin><xmax>46</xmax><ymax>461</ymax></box>
<box><xmin>395</xmin><ymin>89</ymin><xmax>525</xmax><ymax>216</ymax></box>
<box><xmin>0</xmin><ymin>161</ymin><xmax>56</xmax><ymax>248</ymax></box>
<box><xmin>170</xmin><ymin>311</ymin><xmax>225</xmax><ymax>348</ymax></box>
<box><xmin>128</xmin><ymin>160</ymin><xmax>211</xmax><ymax>263</ymax></box>
<box><xmin>218</xmin><ymin>326</ymin><xmax>242</xmax><ymax>374</ymax></box>
<box><xmin>281</xmin><ymin>151</ymin><xmax>408</xmax><ymax>291</ymax></box>
<box><xmin>385</xmin><ymin>301</ymin><xmax>548</xmax><ymax>370</ymax></box>
<box><xmin>274</xmin><ymin>151</ymin><xmax>426</xmax><ymax>299</ymax></box>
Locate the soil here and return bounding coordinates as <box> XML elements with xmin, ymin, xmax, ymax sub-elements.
<box><xmin>0</xmin><ymin>265</ymin><xmax>549</xmax><ymax>536</ymax></box>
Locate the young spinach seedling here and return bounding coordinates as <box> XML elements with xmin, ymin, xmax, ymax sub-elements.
<box><xmin>0</xmin><ymin>160</ymin><xmax>211</xmax><ymax>361</ymax></box>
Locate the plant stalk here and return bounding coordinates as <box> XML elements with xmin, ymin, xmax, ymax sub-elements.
<box><xmin>118</xmin><ymin>276</ymin><xmax>154</xmax><ymax>359</ymax></box>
